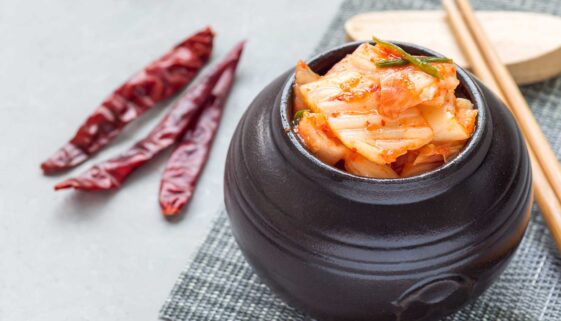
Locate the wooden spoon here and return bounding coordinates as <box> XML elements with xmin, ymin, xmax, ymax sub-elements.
<box><xmin>345</xmin><ymin>10</ymin><xmax>561</xmax><ymax>85</ymax></box>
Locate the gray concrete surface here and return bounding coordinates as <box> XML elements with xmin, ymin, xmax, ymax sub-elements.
<box><xmin>0</xmin><ymin>1</ymin><xmax>342</xmax><ymax>320</ymax></box>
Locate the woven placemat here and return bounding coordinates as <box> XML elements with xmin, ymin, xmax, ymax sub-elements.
<box><xmin>160</xmin><ymin>1</ymin><xmax>561</xmax><ymax>320</ymax></box>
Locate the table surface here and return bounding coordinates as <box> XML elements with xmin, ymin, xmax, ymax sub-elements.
<box><xmin>0</xmin><ymin>1</ymin><xmax>342</xmax><ymax>320</ymax></box>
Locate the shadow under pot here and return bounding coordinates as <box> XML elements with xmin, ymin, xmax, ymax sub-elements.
<box><xmin>224</xmin><ymin>41</ymin><xmax>532</xmax><ymax>321</ymax></box>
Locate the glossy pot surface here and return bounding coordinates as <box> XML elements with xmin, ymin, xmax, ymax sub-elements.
<box><xmin>224</xmin><ymin>42</ymin><xmax>532</xmax><ymax>321</ymax></box>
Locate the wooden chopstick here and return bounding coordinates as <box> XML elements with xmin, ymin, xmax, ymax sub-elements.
<box><xmin>442</xmin><ymin>0</ymin><xmax>561</xmax><ymax>250</ymax></box>
<box><xmin>456</xmin><ymin>0</ymin><xmax>561</xmax><ymax>202</ymax></box>
<box><xmin>441</xmin><ymin>0</ymin><xmax>503</xmax><ymax>96</ymax></box>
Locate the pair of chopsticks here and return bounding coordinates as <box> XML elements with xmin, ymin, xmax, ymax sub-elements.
<box><xmin>442</xmin><ymin>0</ymin><xmax>561</xmax><ymax>250</ymax></box>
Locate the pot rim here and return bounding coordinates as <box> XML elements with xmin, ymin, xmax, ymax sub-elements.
<box><xmin>278</xmin><ymin>41</ymin><xmax>488</xmax><ymax>187</ymax></box>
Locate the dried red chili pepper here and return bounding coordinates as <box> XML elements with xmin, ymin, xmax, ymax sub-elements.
<box><xmin>41</xmin><ymin>27</ymin><xmax>214</xmax><ymax>174</ymax></box>
<box><xmin>159</xmin><ymin>61</ymin><xmax>240</xmax><ymax>216</ymax></box>
<box><xmin>54</xmin><ymin>42</ymin><xmax>245</xmax><ymax>191</ymax></box>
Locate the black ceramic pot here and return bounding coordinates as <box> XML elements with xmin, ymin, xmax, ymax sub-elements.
<box><xmin>224</xmin><ymin>41</ymin><xmax>532</xmax><ymax>321</ymax></box>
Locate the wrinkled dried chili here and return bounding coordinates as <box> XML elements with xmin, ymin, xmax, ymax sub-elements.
<box><xmin>54</xmin><ymin>42</ymin><xmax>245</xmax><ymax>191</ymax></box>
<box><xmin>41</xmin><ymin>27</ymin><xmax>214</xmax><ymax>174</ymax></box>
<box><xmin>159</xmin><ymin>62</ymin><xmax>240</xmax><ymax>216</ymax></box>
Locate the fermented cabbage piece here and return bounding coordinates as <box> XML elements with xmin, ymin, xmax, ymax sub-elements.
<box><xmin>299</xmin><ymin>69</ymin><xmax>380</xmax><ymax>115</ymax></box>
<box><xmin>328</xmin><ymin>106</ymin><xmax>433</xmax><ymax>164</ymax></box>
<box><xmin>294</xmin><ymin>60</ymin><xmax>321</xmax><ymax>112</ymax></box>
<box><xmin>345</xmin><ymin>152</ymin><xmax>398</xmax><ymax>178</ymax></box>
<box><xmin>297</xmin><ymin>112</ymin><xmax>348</xmax><ymax>166</ymax></box>
<box><xmin>415</xmin><ymin>140</ymin><xmax>466</xmax><ymax>165</ymax></box>
<box><xmin>313</xmin><ymin>43</ymin><xmax>459</xmax><ymax>117</ymax></box>
<box><xmin>420</xmin><ymin>93</ymin><xmax>477</xmax><ymax>142</ymax></box>
<box><xmin>398</xmin><ymin>140</ymin><xmax>467</xmax><ymax>177</ymax></box>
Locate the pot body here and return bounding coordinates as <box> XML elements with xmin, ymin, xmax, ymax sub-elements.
<box><xmin>224</xmin><ymin>42</ymin><xmax>532</xmax><ymax>321</ymax></box>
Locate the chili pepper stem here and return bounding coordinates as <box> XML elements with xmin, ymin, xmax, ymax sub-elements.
<box><xmin>162</xmin><ymin>205</ymin><xmax>181</xmax><ymax>216</ymax></box>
